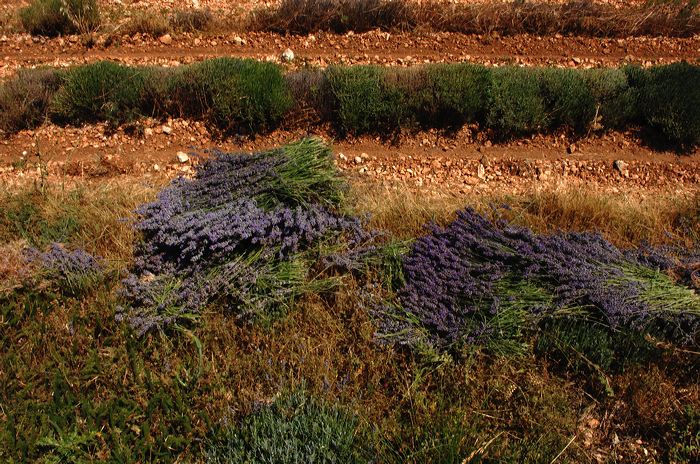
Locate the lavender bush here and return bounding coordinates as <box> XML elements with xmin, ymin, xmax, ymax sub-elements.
<box><xmin>117</xmin><ymin>138</ymin><xmax>374</xmax><ymax>336</ymax></box>
<box><xmin>376</xmin><ymin>208</ymin><xmax>700</xmax><ymax>357</ymax></box>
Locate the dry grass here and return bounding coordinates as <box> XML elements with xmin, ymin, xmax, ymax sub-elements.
<box><xmin>120</xmin><ymin>10</ymin><xmax>170</xmax><ymax>37</ymax></box>
<box><xmin>351</xmin><ymin>182</ymin><xmax>700</xmax><ymax>248</ymax></box>
<box><xmin>1</xmin><ymin>176</ymin><xmax>698</xmax><ymax>462</ymax></box>
<box><xmin>0</xmin><ymin>240</ymin><xmax>37</xmax><ymax>295</ymax></box>
<box><xmin>0</xmin><ymin>177</ymin><xmax>159</xmax><ymax>264</ymax></box>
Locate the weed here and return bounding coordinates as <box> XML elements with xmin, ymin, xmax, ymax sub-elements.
<box><xmin>20</xmin><ymin>0</ymin><xmax>71</xmax><ymax>36</ymax></box>
<box><xmin>251</xmin><ymin>0</ymin><xmax>414</xmax><ymax>34</ymax></box>
<box><xmin>169</xmin><ymin>8</ymin><xmax>213</xmax><ymax>32</ymax></box>
<box><xmin>62</xmin><ymin>0</ymin><xmax>100</xmax><ymax>35</ymax></box>
<box><xmin>249</xmin><ymin>0</ymin><xmax>700</xmax><ymax>38</ymax></box>
<box><xmin>121</xmin><ymin>11</ymin><xmax>170</xmax><ymax>37</ymax></box>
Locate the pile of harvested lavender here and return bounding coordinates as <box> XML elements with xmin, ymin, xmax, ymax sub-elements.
<box><xmin>117</xmin><ymin>138</ymin><xmax>372</xmax><ymax>336</ymax></box>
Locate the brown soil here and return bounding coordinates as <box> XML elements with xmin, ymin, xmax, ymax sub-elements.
<box><xmin>1</xmin><ymin>5</ymin><xmax>699</xmax><ymax>194</ymax></box>
<box><xmin>0</xmin><ymin>31</ymin><xmax>698</xmax><ymax>79</ymax></box>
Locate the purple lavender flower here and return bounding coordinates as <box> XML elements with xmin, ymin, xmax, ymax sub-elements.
<box><xmin>118</xmin><ymin>139</ymin><xmax>374</xmax><ymax>336</ymax></box>
<box><xmin>376</xmin><ymin>208</ymin><xmax>700</xmax><ymax>353</ymax></box>
<box><xmin>25</xmin><ymin>243</ymin><xmax>103</xmax><ymax>295</ymax></box>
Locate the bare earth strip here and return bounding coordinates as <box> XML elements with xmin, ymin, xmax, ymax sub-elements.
<box><xmin>0</xmin><ymin>31</ymin><xmax>698</xmax><ymax>78</ymax></box>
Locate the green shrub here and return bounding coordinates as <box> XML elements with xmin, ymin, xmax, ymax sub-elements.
<box><xmin>486</xmin><ymin>67</ymin><xmax>547</xmax><ymax>137</ymax></box>
<box><xmin>161</xmin><ymin>58</ymin><xmax>292</xmax><ymax>134</ymax></box>
<box><xmin>638</xmin><ymin>61</ymin><xmax>700</xmax><ymax>148</ymax></box>
<box><xmin>20</xmin><ymin>0</ymin><xmax>71</xmax><ymax>36</ymax></box>
<box><xmin>425</xmin><ymin>63</ymin><xmax>490</xmax><ymax>128</ymax></box>
<box><xmin>536</xmin><ymin>317</ymin><xmax>658</xmax><ymax>390</ymax></box>
<box><xmin>20</xmin><ymin>0</ymin><xmax>99</xmax><ymax>36</ymax></box>
<box><xmin>537</xmin><ymin>68</ymin><xmax>596</xmax><ymax>133</ymax></box>
<box><xmin>325</xmin><ymin>65</ymin><xmax>407</xmax><ymax>135</ymax></box>
<box><xmin>582</xmin><ymin>68</ymin><xmax>638</xmax><ymax>130</ymax></box>
<box><xmin>207</xmin><ymin>391</ymin><xmax>367</xmax><ymax>463</ymax></box>
<box><xmin>50</xmin><ymin>61</ymin><xmax>147</xmax><ymax>125</ymax></box>
<box><xmin>0</xmin><ymin>68</ymin><xmax>62</xmax><ymax>135</ymax></box>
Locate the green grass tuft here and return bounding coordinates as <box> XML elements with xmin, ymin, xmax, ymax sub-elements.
<box><xmin>207</xmin><ymin>390</ymin><xmax>367</xmax><ymax>463</ymax></box>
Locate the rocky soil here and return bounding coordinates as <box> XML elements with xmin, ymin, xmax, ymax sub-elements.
<box><xmin>1</xmin><ymin>30</ymin><xmax>698</xmax><ymax>79</ymax></box>
<box><xmin>1</xmin><ymin>0</ymin><xmax>698</xmax><ymax>197</ymax></box>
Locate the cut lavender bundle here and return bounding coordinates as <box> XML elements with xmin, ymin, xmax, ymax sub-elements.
<box><xmin>25</xmin><ymin>243</ymin><xmax>103</xmax><ymax>296</ymax></box>
<box><xmin>376</xmin><ymin>208</ymin><xmax>700</xmax><ymax>356</ymax></box>
<box><xmin>117</xmin><ymin>138</ymin><xmax>374</xmax><ymax>336</ymax></box>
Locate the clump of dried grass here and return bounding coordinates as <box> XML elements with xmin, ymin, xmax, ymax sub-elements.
<box><xmin>0</xmin><ymin>240</ymin><xmax>36</xmax><ymax>295</ymax></box>
<box><xmin>351</xmin><ymin>183</ymin><xmax>700</xmax><ymax>248</ymax></box>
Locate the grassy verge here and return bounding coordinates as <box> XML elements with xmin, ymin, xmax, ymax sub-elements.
<box><xmin>2</xmin><ymin>59</ymin><xmax>700</xmax><ymax>149</ymax></box>
<box><xmin>1</xmin><ymin>171</ymin><xmax>699</xmax><ymax>462</ymax></box>
<box><xmin>251</xmin><ymin>0</ymin><xmax>700</xmax><ymax>38</ymax></box>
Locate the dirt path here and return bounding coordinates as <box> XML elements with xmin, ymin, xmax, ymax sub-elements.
<box><xmin>1</xmin><ymin>31</ymin><xmax>698</xmax><ymax>78</ymax></box>
<box><xmin>2</xmin><ymin>121</ymin><xmax>698</xmax><ymax>197</ymax></box>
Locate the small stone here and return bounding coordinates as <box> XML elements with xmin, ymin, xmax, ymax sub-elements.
<box><xmin>159</xmin><ymin>34</ymin><xmax>172</xmax><ymax>45</ymax></box>
<box><xmin>281</xmin><ymin>48</ymin><xmax>295</xmax><ymax>62</ymax></box>
<box><xmin>176</xmin><ymin>151</ymin><xmax>189</xmax><ymax>163</ymax></box>
<box><xmin>613</xmin><ymin>159</ymin><xmax>629</xmax><ymax>177</ymax></box>
<box><xmin>477</xmin><ymin>163</ymin><xmax>486</xmax><ymax>180</ymax></box>
<box><xmin>567</xmin><ymin>144</ymin><xmax>577</xmax><ymax>154</ymax></box>
<box><xmin>233</xmin><ymin>36</ymin><xmax>245</xmax><ymax>46</ymax></box>
<box><xmin>162</xmin><ymin>125</ymin><xmax>173</xmax><ymax>135</ymax></box>
<box><xmin>194</xmin><ymin>38</ymin><xmax>201</xmax><ymax>46</ymax></box>
<box><xmin>572</xmin><ymin>56</ymin><xmax>582</xmax><ymax>64</ymax></box>
<box><xmin>144</xmin><ymin>127</ymin><xmax>154</xmax><ymax>137</ymax></box>
<box><xmin>153</xmin><ymin>164</ymin><xmax>160</xmax><ymax>171</ymax></box>
<box><xmin>354</xmin><ymin>156</ymin><xmax>363</xmax><ymax>164</ymax></box>
<box><xmin>338</xmin><ymin>153</ymin><xmax>347</xmax><ymax>161</ymax></box>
